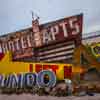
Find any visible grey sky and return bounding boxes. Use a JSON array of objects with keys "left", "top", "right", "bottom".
[{"left": 0, "top": 0, "right": 100, "bottom": 35}]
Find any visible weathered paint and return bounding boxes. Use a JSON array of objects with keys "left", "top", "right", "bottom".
[{"left": 0, "top": 52, "right": 82, "bottom": 80}]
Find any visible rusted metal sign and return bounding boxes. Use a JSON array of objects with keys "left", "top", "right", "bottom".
[
  {"left": 40, "top": 14, "right": 83, "bottom": 45},
  {"left": 0, "top": 29, "right": 34, "bottom": 59},
  {"left": 0, "top": 14, "right": 83, "bottom": 59}
]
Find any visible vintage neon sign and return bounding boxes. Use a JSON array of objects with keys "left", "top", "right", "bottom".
[{"left": 0, "top": 14, "right": 83, "bottom": 59}]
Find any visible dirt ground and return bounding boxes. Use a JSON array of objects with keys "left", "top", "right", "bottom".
[{"left": 0, "top": 94, "right": 100, "bottom": 100}]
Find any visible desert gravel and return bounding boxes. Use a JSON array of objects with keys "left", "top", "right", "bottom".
[{"left": 0, "top": 94, "right": 100, "bottom": 100}]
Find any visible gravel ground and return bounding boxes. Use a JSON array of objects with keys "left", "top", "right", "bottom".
[{"left": 0, "top": 94, "right": 100, "bottom": 100}]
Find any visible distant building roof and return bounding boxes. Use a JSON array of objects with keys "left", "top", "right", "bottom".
[{"left": 82, "top": 31, "right": 100, "bottom": 40}]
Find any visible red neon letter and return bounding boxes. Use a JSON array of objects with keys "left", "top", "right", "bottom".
[
  {"left": 64, "top": 66, "right": 72, "bottom": 79},
  {"left": 50, "top": 65, "right": 58, "bottom": 74},
  {"left": 35, "top": 64, "right": 42, "bottom": 73},
  {"left": 29, "top": 64, "right": 33, "bottom": 72}
]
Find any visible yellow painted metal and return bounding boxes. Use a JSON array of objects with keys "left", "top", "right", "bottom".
[{"left": 0, "top": 51, "right": 82, "bottom": 80}]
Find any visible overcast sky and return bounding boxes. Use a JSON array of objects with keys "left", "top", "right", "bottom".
[{"left": 0, "top": 0, "right": 100, "bottom": 35}]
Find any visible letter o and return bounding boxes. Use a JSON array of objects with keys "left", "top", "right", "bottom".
[{"left": 37, "top": 70, "right": 56, "bottom": 88}]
